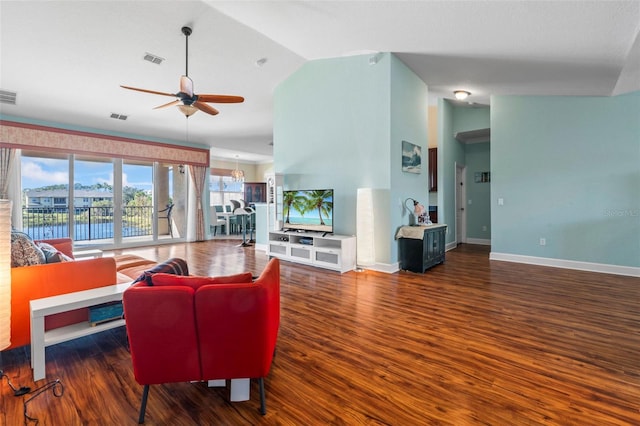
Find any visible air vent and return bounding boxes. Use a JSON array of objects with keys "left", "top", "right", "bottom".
[
  {"left": 143, "top": 52, "right": 164, "bottom": 65},
  {"left": 0, "top": 90, "right": 17, "bottom": 105},
  {"left": 110, "top": 113, "right": 128, "bottom": 121}
]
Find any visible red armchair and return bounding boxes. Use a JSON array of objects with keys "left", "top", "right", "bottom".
[{"left": 122, "top": 258, "right": 280, "bottom": 423}]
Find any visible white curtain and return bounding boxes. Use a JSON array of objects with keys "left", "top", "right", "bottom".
[{"left": 188, "top": 165, "right": 207, "bottom": 241}]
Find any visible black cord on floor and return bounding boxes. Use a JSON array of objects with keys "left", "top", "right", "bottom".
[
  {"left": 1, "top": 369, "right": 64, "bottom": 425},
  {"left": 23, "top": 379, "right": 64, "bottom": 425},
  {"left": 0, "top": 369, "right": 31, "bottom": 396}
]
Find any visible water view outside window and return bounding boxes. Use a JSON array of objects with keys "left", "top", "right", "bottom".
[
  {"left": 122, "top": 161, "right": 153, "bottom": 240},
  {"left": 20, "top": 152, "right": 181, "bottom": 244},
  {"left": 22, "top": 152, "right": 70, "bottom": 239},
  {"left": 74, "top": 156, "right": 114, "bottom": 241}
]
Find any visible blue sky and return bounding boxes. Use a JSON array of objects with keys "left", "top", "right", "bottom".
[{"left": 21, "top": 156, "right": 153, "bottom": 191}]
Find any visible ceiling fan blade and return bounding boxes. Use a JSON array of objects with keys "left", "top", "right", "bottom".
[
  {"left": 153, "top": 100, "right": 181, "bottom": 110},
  {"left": 196, "top": 94, "right": 245, "bottom": 104},
  {"left": 120, "top": 85, "right": 176, "bottom": 97},
  {"left": 193, "top": 101, "right": 219, "bottom": 116},
  {"left": 180, "top": 76, "right": 194, "bottom": 98}
]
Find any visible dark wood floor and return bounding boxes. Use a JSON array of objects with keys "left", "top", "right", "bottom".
[{"left": 1, "top": 241, "right": 639, "bottom": 425}]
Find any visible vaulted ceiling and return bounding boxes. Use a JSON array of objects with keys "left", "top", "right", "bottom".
[{"left": 2, "top": 1, "right": 638, "bottom": 163}]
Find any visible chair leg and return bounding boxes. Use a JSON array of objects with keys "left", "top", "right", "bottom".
[
  {"left": 259, "top": 377, "right": 266, "bottom": 415},
  {"left": 138, "top": 385, "right": 150, "bottom": 424}
]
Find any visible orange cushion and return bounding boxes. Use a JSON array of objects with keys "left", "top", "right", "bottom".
[{"left": 150, "top": 272, "right": 253, "bottom": 290}]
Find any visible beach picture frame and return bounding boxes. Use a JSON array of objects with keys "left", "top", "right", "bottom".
[{"left": 401, "top": 140, "right": 421, "bottom": 174}]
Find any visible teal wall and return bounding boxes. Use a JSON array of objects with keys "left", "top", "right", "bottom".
[
  {"left": 452, "top": 106, "right": 490, "bottom": 135},
  {"left": 274, "top": 53, "right": 428, "bottom": 266},
  {"left": 389, "top": 53, "right": 429, "bottom": 259},
  {"left": 438, "top": 100, "right": 466, "bottom": 245},
  {"left": 437, "top": 103, "right": 492, "bottom": 245},
  {"left": 491, "top": 92, "right": 640, "bottom": 267},
  {"left": 455, "top": 106, "right": 491, "bottom": 242},
  {"left": 465, "top": 142, "right": 491, "bottom": 240}
]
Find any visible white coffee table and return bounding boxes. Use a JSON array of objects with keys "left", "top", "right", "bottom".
[{"left": 29, "top": 283, "right": 130, "bottom": 381}]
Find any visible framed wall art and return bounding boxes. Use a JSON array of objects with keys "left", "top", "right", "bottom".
[{"left": 401, "top": 140, "right": 421, "bottom": 174}]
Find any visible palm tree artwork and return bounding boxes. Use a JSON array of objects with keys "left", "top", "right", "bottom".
[
  {"left": 283, "top": 190, "right": 308, "bottom": 224},
  {"left": 305, "top": 190, "right": 333, "bottom": 226},
  {"left": 282, "top": 189, "right": 333, "bottom": 232}
]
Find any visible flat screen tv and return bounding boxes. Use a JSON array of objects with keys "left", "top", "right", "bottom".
[{"left": 282, "top": 189, "right": 333, "bottom": 234}]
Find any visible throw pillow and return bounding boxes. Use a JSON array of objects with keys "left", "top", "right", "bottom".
[
  {"left": 36, "top": 242, "right": 73, "bottom": 263},
  {"left": 11, "top": 231, "right": 46, "bottom": 267},
  {"left": 150, "top": 272, "right": 253, "bottom": 291},
  {"left": 132, "top": 257, "right": 189, "bottom": 285}
]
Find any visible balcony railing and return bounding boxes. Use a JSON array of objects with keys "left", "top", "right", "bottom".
[{"left": 22, "top": 206, "right": 158, "bottom": 241}]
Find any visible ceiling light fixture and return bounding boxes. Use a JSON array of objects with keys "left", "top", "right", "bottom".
[
  {"left": 454, "top": 90, "right": 471, "bottom": 100},
  {"left": 231, "top": 155, "right": 245, "bottom": 183},
  {"left": 178, "top": 104, "right": 198, "bottom": 117}
]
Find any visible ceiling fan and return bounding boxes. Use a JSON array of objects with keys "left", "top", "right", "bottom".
[{"left": 121, "top": 26, "right": 244, "bottom": 117}]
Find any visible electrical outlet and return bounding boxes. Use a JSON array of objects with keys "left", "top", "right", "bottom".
[
  {"left": 539, "top": 238, "right": 546, "bottom": 246},
  {"left": 498, "top": 198, "right": 504, "bottom": 205},
  {"left": 482, "top": 225, "right": 487, "bottom": 231}
]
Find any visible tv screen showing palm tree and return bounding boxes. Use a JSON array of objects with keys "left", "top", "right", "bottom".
[{"left": 282, "top": 189, "right": 333, "bottom": 233}]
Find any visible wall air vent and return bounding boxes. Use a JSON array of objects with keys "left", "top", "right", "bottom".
[
  {"left": 143, "top": 52, "right": 164, "bottom": 65},
  {"left": 110, "top": 113, "right": 128, "bottom": 121},
  {"left": 0, "top": 90, "right": 17, "bottom": 105}
]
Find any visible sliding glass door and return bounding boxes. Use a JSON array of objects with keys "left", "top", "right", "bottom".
[
  {"left": 20, "top": 150, "right": 186, "bottom": 248},
  {"left": 73, "top": 155, "right": 114, "bottom": 244}
]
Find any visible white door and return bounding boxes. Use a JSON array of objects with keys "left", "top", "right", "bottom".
[{"left": 455, "top": 163, "right": 466, "bottom": 245}]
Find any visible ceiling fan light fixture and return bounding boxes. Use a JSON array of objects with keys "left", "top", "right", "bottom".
[
  {"left": 121, "top": 26, "right": 243, "bottom": 118},
  {"left": 178, "top": 104, "right": 198, "bottom": 117},
  {"left": 454, "top": 90, "right": 471, "bottom": 100}
]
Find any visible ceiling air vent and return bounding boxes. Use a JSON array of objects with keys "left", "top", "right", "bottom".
[
  {"left": 143, "top": 52, "right": 164, "bottom": 65},
  {"left": 110, "top": 113, "right": 128, "bottom": 121},
  {"left": 0, "top": 90, "right": 17, "bottom": 105}
]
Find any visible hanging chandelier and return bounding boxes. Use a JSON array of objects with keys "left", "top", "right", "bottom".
[{"left": 231, "top": 156, "right": 244, "bottom": 182}]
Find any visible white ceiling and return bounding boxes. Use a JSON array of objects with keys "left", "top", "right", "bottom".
[{"left": 2, "top": 1, "right": 639, "bottom": 164}]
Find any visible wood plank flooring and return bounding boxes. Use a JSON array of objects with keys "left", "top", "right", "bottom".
[{"left": 1, "top": 241, "right": 638, "bottom": 425}]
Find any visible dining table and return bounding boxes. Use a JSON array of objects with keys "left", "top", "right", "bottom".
[{"left": 216, "top": 211, "right": 236, "bottom": 236}]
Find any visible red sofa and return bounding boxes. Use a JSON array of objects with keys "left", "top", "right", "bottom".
[{"left": 122, "top": 258, "right": 281, "bottom": 423}]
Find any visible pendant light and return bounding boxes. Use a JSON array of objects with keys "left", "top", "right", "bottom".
[{"left": 231, "top": 155, "right": 244, "bottom": 183}]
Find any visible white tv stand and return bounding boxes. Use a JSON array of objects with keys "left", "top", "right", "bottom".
[{"left": 267, "top": 230, "right": 356, "bottom": 273}]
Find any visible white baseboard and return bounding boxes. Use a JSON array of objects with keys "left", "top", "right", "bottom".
[
  {"left": 445, "top": 241, "right": 457, "bottom": 252},
  {"left": 254, "top": 243, "right": 267, "bottom": 252},
  {"left": 490, "top": 252, "right": 640, "bottom": 277},
  {"left": 465, "top": 238, "right": 491, "bottom": 246}
]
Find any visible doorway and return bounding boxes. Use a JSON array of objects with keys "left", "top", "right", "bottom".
[{"left": 455, "top": 163, "right": 466, "bottom": 245}]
